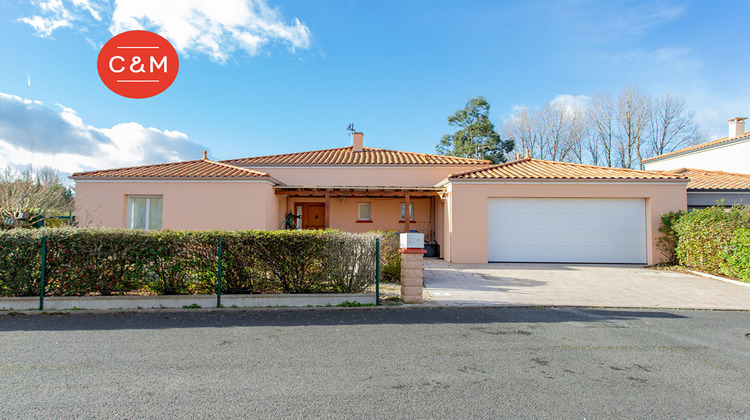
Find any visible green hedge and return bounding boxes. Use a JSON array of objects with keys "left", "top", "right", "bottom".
[
  {"left": 656, "top": 210, "right": 686, "bottom": 265},
  {"left": 0, "top": 228, "right": 380, "bottom": 297},
  {"left": 671, "top": 205, "right": 750, "bottom": 279},
  {"left": 720, "top": 228, "right": 750, "bottom": 282},
  {"left": 378, "top": 232, "right": 401, "bottom": 282}
]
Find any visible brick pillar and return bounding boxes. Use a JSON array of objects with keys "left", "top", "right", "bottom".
[{"left": 399, "top": 249, "right": 424, "bottom": 304}]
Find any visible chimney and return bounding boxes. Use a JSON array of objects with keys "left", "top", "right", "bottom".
[
  {"left": 352, "top": 132, "right": 364, "bottom": 152},
  {"left": 728, "top": 117, "right": 747, "bottom": 138}
]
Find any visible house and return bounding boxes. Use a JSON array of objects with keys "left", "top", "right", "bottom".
[
  {"left": 642, "top": 117, "right": 750, "bottom": 174},
  {"left": 642, "top": 117, "right": 750, "bottom": 208},
  {"left": 72, "top": 132, "right": 688, "bottom": 265},
  {"left": 663, "top": 168, "right": 750, "bottom": 209}
]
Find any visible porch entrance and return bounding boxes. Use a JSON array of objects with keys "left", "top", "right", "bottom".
[
  {"left": 297, "top": 203, "right": 326, "bottom": 230},
  {"left": 282, "top": 188, "right": 441, "bottom": 235}
]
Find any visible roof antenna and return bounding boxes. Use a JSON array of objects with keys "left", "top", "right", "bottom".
[{"left": 347, "top": 123, "right": 356, "bottom": 135}]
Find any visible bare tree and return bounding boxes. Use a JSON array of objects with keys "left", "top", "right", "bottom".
[
  {"left": 647, "top": 94, "right": 702, "bottom": 158},
  {"left": 0, "top": 166, "right": 73, "bottom": 229},
  {"left": 505, "top": 85, "right": 703, "bottom": 168},
  {"left": 615, "top": 84, "right": 650, "bottom": 169},
  {"left": 504, "top": 101, "right": 586, "bottom": 163},
  {"left": 504, "top": 107, "right": 543, "bottom": 160},
  {"left": 586, "top": 93, "right": 616, "bottom": 166},
  {"left": 545, "top": 100, "right": 587, "bottom": 163}
]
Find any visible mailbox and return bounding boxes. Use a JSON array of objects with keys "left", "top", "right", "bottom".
[{"left": 399, "top": 232, "right": 424, "bottom": 249}]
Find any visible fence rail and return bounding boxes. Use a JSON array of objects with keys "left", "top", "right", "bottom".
[{"left": 0, "top": 228, "right": 382, "bottom": 309}]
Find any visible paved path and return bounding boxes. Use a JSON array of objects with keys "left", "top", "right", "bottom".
[{"left": 423, "top": 259, "right": 750, "bottom": 310}]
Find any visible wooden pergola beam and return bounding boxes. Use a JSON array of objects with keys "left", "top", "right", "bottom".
[
  {"left": 275, "top": 189, "right": 439, "bottom": 198},
  {"left": 404, "top": 191, "right": 410, "bottom": 232},
  {"left": 324, "top": 191, "right": 330, "bottom": 228}
]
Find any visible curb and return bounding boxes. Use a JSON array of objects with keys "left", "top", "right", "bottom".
[
  {"left": 688, "top": 270, "right": 750, "bottom": 288},
  {"left": 2, "top": 303, "right": 748, "bottom": 316},
  {"left": 0, "top": 293, "right": 375, "bottom": 312}
]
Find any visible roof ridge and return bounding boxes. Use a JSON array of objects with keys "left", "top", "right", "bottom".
[
  {"left": 221, "top": 145, "right": 493, "bottom": 165},
  {"left": 71, "top": 158, "right": 205, "bottom": 177},
  {"left": 677, "top": 167, "right": 750, "bottom": 177},
  {"left": 448, "top": 157, "right": 532, "bottom": 178},
  {"left": 448, "top": 157, "right": 686, "bottom": 180},
  {"left": 203, "top": 158, "right": 269, "bottom": 177},
  {"left": 674, "top": 167, "right": 750, "bottom": 190},
  {"left": 227, "top": 146, "right": 354, "bottom": 162},
  {"left": 642, "top": 130, "right": 750, "bottom": 163},
  {"left": 71, "top": 157, "right": 272, "bottom": 180}
]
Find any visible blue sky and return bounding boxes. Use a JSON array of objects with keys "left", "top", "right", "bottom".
[{"left": 0, "top": 0, "right": 748, "bottom": 177}]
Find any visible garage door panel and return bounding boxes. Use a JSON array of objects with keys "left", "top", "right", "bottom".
[{"left": 488, "top": 198, "right": 647, "bottom": 263}]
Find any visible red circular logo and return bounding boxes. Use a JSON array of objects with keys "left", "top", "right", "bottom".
[{"left": 97, "top": 30, "right": 179, "bottom": 99}]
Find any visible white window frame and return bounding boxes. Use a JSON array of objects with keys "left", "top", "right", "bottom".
[
  {"left": 296, "top": 205, "right": 303, "bottom": 229},
  {"left": 358, "top": 202, "right": 372, "bottom": 221},
  {"left": 400, "top": 202, "right": 415, "bottom": 221},
  {"left": 127, "top": 195, "right": 163, "bottom": 231}
]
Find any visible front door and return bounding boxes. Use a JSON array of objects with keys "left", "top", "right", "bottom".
[{"left": 303, "top": 204, "right": 326, "bottom": 229}]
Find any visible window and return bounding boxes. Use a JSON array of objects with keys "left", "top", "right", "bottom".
[
  {"left": 358, "top": 203, "right": 372, "bottom": 221},
  {"left": 128, "top": 196, "right": 162, "bottom": 231},
  {"left": 400, "top": 203, "right": 415, "bottom": 221}
]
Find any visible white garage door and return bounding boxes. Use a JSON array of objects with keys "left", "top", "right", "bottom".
[{"left": 487, "top": 198, "right": 647, "bottom": 263}]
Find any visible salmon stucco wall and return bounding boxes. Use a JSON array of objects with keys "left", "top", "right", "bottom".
[
  {"left": 279, "top": 196, "right": 437, "bottom": 237},
  {"left": 74, "top": 180, "right": 278, "bottom": 231},
  {"left": 444, "top": 181, "right": 687, "bottom": 264}
]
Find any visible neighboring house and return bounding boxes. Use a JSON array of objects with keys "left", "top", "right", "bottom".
[
  {"left": 642, "top": 117, "right": 750, "bottom": 208},
  {"left": 664, "top": 168, "right": 750, "bottom": 209},
  {"left": 72, "top": 133, "right": 688, "bottom": 265},
  {"left": 642, "top": 117, "right": 750, "bottom": 174}
]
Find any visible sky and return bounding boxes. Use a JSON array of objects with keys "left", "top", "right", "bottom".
[{"left": 1, "top": 0, "right": 749, "bottom": 180}]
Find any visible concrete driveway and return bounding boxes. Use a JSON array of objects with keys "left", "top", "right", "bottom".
[{"left": 422, "top": 259, "right": 750, "bottom": 310}]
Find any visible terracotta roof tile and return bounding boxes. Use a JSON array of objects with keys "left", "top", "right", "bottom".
[
  {"left": 222, "top": 146, "right": 491, "bottom": 166},
  {"left": 666, "top": 168, "right": 750, "bottom": 190},
  {"left": 642, "top": 131, "right": 750, "bottom": 163},
  {"left": 71, "top": 158, "right": 270, "bottom": 179},
  {"left": 449, "top": 158, "right": 687, "bottom": 180}
]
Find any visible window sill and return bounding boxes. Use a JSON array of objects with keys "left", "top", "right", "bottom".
[
  {"left": 356, "top": 220, "right": 373, "bottom": 223},
  {"left": 398, "top": 220, "right": 415, "bottom": 223}
]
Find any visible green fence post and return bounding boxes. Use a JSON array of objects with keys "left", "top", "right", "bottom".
[
  {"left": 39, "top": 235, "right": 47, "bottom": 310},
  {"left": 375, "top": 238, "right": 380, "bottom": 306},
  {"left": 217, "top": 236, "right": 223, "bottom": 308}
]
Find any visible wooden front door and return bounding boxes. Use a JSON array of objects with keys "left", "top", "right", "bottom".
[{"left": 303, "top": 204, "right": 326, "bottom": 229}]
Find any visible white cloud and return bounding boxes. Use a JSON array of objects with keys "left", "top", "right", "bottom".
[
  {"left": 20, "top": 0, "right": 99, "bottom": 37},
  {"left": 550, "top": 94, "right": 590, "bottom": 112},
  {"left": 0, "top": 91, "right": 208, "bottom": 179},
  {"left": 21, "top": 0, "right": 311, "bottom": 62},
  {"left": 19, "top": 15, "right": 71, "bottom": 38}
]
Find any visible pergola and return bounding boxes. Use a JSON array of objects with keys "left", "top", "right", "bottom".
[{"left": 275, "top": 186, "right": 441, "bottom": 232}]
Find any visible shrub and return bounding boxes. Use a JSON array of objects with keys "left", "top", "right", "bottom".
[
  {"left": 47, "top": 228, "right": 152, "bottom": 296},
  {"left": 140, "top": 231, "right": 216, "bottom": 295},
  {"left": 0, "top": 229, "right": 43, "bottom": 296},
  {"left": 720, "top": 228, "right": 750, "bottom": 282},
  {"left": 379, "top": 232, "right": 401, "bottom": 283},
  {"left": 220, "top": 232, "right": 267, "bottom": 294},
  {"left": 656, "top": 210, "right": 686, "bottom": 265},
  {"left": 326, "top": 232, "right": 379, "bottom": 292},
  {"left": 0, "top": 228, "right": 379, "bottom": 297},
  {"left": 674, "top": 205, "right": 750, "bottom": 274}
]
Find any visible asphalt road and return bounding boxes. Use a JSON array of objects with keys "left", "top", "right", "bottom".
[{"left": 1, "top": 307, "right": 749, "bottom": 419}]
